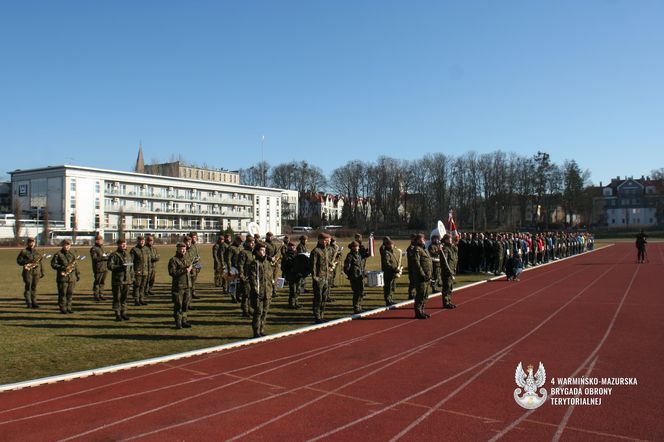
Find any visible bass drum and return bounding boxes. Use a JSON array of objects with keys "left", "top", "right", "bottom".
[{"left": 294, "top": 253, "right": 312, "bottom": 278}]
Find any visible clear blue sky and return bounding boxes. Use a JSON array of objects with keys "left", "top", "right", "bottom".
[{"left": 1, "top": 0, "right": 662, "bottom": 185}]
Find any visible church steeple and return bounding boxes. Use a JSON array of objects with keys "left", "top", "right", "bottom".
[{"left": 135, "top": 142, "right": 145, "bottom": 173}]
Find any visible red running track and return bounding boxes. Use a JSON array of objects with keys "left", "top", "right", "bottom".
[{"left": 0, "top": 243, "right": 662, "bottom": 441}]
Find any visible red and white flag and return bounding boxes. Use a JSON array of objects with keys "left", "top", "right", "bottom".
[
  {"left": 368, "top": 232, "right": 375, "bottom": 257},
  {"left": 448, "top": 210, "right": 459, "bottom": 238}
]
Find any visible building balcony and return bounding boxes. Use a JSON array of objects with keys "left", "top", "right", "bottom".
[
  {"left": 104, "top": 189, "right": 253, "bottom": 206},
  {"left": 104, "top": 205, "right": 253, "bottom": 218}
]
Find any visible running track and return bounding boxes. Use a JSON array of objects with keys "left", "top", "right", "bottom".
[{"left": 1, "top": 243, "right": 662, "bottom": 441}]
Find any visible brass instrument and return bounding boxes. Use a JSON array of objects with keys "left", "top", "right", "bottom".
[
  {"left": 61, "top": 255, "right": 86, "bottom": 277},
  {"left": 24, "top": 254, "right": 52, "bottom": 271},
  {"left": 329, "top": 246, "right": 343, "bottom": 271}
]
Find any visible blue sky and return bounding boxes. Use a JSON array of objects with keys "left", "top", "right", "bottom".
[{"left": 1, "top": 0, "right": 662, "bottom": 185}]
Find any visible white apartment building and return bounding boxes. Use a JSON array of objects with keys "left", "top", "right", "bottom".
[{"left": 9, "top": 165, "right": 297, "bottom": 243}]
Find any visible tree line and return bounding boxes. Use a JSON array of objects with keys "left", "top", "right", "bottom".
[{"left": 240, "top": 152, "right": 597, "bottom": 231}]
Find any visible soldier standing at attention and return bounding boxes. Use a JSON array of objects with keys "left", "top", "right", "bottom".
[
  {"left": 380, "top": 237, "right": 399, "bottom": 306},
  {"left": 311, "top": 233, "right": 331, "bottom": 324},
  {"left": 440, "top": 234, "right": 457, "bottom": 309},
  {"left": 16, "top": 237, "right": 44, "bottom": 309},
  {"left": 107, "top": 238, "right": 132, "bottom": 321},
  {"left": 90, "top": 235, "right": 108, "bottom": 301},
  {"left": 213, "top": 235, "right": 225, "bottom": 288},
  {"left": 412, "top": 233, "right": 433, "bottom": 319},
  {"left": 264, "top": 232, "right": 279, "bottom": 298},
  {"left": 344, "top": 241, "right": 365, "bottom": 314},
  {"left": 186, "top": 232, "right": 202, "bottom": 299},
  {"left": 248, "top": 242, "right": 273, "bottom": 338},
  {"left": 406, "top": 234, "right": 417, "bottom": 300},
  {"left": 168, "top": 242, "right": 193, "bottom": 329},
  {"left": 130, "top": 235, "right": 149, "bottom": 306},
  {"left": 51, "top": 239, "right": 80, "bottom": 314},
  {"left": 145, "top": 234, "right": 160, "bottom": 297},
  {"left": 237, "top": 235, "right": 256, "bottom": 318},
  {"left": 220, "top": 234, "right": 231, "bottom": 294},
  {"left": 226, "top": 235, "right": 243, "bottom": 303},
  {"left": 428, "top": 234, "right": 443, "bottom": 292},
  {"left": 296, "top": 235, "right": 309, "bottom": 294}
]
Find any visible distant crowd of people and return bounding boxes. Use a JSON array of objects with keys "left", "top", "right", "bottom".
[{"left": 15, "top": 229, "right": 597, "bottom": 338}]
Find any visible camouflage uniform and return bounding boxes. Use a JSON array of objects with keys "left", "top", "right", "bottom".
[
  {"left": 411, "top": 240, "right": 432, "bottom": 318},
  {"left": 16, "top": 245, "right": 44, "bottom": 308},
  {"left": 343, "top": 248, "right": 365, "bottom": 313},
  {"left": 168, "top": 247, "right": 193, "bottom": 328},
  {"left": 310, "top": 239, "right": 331, "bottom": 323},
  {"left": 186, "top": 240, "right": 201, "bottom": 298},
  {"left": 380, "top": 244, "right": 399, "bottom": 306},
  {"left": 213, "top": 237, "right": 225, "bottom": 288},
  {"left": 51, "top": 248, "right": 80, "bottom": 313},
  {"left": 107, "top": 246, "right": 133, "bottom": 320},
  {"left": 145, "top": 241, "right": 160, "bottom": 297},
  {"left": 248, "top": 253, "right": 274, "bottom": 337},
  {"left": 130, "top": 243, "right": 150, "bottom": 305},
  {"left": 237, "top": 242, "right": 256, "bottom": 317},
  {"left": 90, "top": 243, "right": 108, "bottom": 301}
]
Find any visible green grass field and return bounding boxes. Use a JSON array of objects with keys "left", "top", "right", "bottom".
[{"left": 0, "top": 239, "right": 506, "bottom": 385}]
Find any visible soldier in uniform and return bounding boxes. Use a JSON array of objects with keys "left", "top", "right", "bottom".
[
  {"left": 225, "top": 235, "right": 243, "bottom": 303},
  {"left": 220, "top": 233, "right": 232, "bottom": 294},
  {"left": 168, "top": 242, "right": 193, "bottom": 329},
  {"left": 51, "top": 239, "right": 80, "bottom": 314},
  {"left": 411, "top": 233, "right": 433, "bottom": 319},
  {"left": 440, "top": 234, "right": 457, "bottom": 309},
  {"left": 107, "top": 238, "right": 132, "bottom": 321},
  {"left": 130, "top": 235, "right": 150, "bottom": 306},
  {"left": 328, "top": 236, "right": 343, "bottom": 289},
  {"left": 296, "top": 235, "right": 309, "bottom": 294},
  {"left": 186, "top": 232, "right": 202, "bottom": 299},
  {"left": 89, "top": 235, "right": 108, "bottom": 301},
  {"left": 248, "top": 242, "right": 274, "bottom": 337},
  {"left": 406, "top": 234, "right": 417, "bottom": 300},
  {"left": 16, "top": 237, "right": 45, "bottom": 309},
  {"left": 237, "top": 235, "right": 256, "bottom": 317},
  {"left": 428, "top": 234, "right": 443, "bottom": 292},
  {"left": 344, "top": 241, "right": 365, "bottom": 314},
  {"left": 380, "top": 237, "right": 399, "bottom": 306},
  {"left": 264, "top": 232, "right": 280, "bottom": 298},
  {"left": 281, "top": 241, "right": 301, "bottom": 309},
  {"left": 213, "top": 235, "right": 225, "bottom": 288},
  {"left": 145, "top": 234, "right": 160, "bottom": 297},
  {"left": 311, "top": 232, "right": 331, "bottom": 323}
]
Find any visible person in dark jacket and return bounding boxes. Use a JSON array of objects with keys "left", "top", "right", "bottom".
[{"left": 344, "top": 241, "right": 365, "bottom": 314}]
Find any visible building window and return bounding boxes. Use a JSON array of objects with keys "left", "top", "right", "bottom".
[{"left": 70, "top": 178, "right": 76, "bottom": 192}]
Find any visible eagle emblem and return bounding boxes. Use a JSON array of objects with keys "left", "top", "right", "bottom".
[{"left": 514, "top": 362, "right": 547, "bottom": 409}]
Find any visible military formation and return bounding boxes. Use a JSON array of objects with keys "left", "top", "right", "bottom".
[{"left": 15, "top": 229, "right": 595, "bottom": 336}]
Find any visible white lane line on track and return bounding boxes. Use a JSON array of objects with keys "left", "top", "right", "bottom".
[
  {"left": 551, "top": 356, "right": 599, "bottom": 442},
  {"left": 307, "top": 256, "right": 623, "bottom": 442},
  {"left": 551, "top": 263, "right": 642, "bottom": 442},
  {"left": 1, "top": 247, "right": 589, "bottom": 418},
  {"left": 488, "top": 251, "right": 639, "bottom": 442},
  {"left": 120, "top": 264, "right": 590, "bottom": 441},
  {"left": 1, "top": 334, "right": 369, "bottom": 428}
]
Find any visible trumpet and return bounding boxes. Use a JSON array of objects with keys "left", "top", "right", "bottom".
[{"left": 24, "top": 254, "right": 52, "bottom": 271}]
